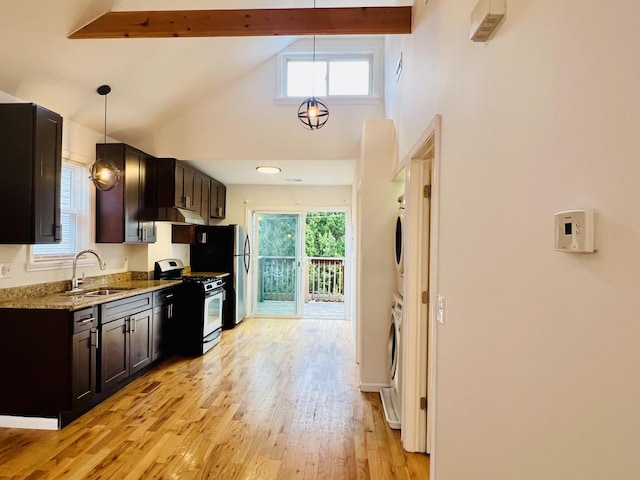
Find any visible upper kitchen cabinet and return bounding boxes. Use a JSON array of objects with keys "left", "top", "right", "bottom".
[
  {"left": 194, "top": 171, "right": 210, "bottom": 223},
  {"left": 155, "top": 158, "right": 196, "bottom": 212},
  {"left": 153, "top": 158, "right": 210, "bottom": 224},
  {"left": 95, "top": 143, "right": 156, "bottom": 243},
  {"left": 210, "top": 179, "right": 226, "bottom": 220},
  {"left": 0, "top": 103, "right": 62, "bottom": 244}
]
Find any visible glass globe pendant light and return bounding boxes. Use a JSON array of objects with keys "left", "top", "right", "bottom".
[{"left": 90, "top": 85, "right": 121, "bottom": 191}]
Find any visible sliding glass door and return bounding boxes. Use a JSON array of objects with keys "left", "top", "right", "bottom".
[
  {"left": 251, "top": 210, "right": 347, "bottom": 319},
  {"left": 253, "top": 213, "right": 303, "bottom": 316}
]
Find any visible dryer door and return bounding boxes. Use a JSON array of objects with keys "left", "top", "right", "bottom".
[{"left": 395, "top": 212, "right": 404, "bottom": 276}]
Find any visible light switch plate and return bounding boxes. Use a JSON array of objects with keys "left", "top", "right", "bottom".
[{"left": 436, "top": 295, "right": 444, "bottom": 324}]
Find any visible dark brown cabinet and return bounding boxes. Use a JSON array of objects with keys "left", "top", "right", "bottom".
[
  {"left": 153, "top": 158, "right": 225, "bottom": 224},
  {"left": 0, "top": 305, "right": 97, "bottom": 425},
  {"left": 0, "top": 288, "right": 175, "bottom": 427},
  {"left": 152, "top": 287, "right": 178, "bottom": 361},
  {"left": 155, "top": 158, "right": 197, "bottom": 211},
  {"left": 71, "top": 308, "right": 99, "bottom": 413},
  {"left": 181, "top": 163, "right": 196, "bottom": 211},
  {"left": 0, "top": 103, "right": 62, "bottom": 244},
  {"left": 95, "top": 143, "right": 156, "bottom": 243},
  {"left": 100, "top": 293, "right": 153, "bottom": 392},
  {"left": 195, "top": 171, "right": 210, "bottom": 223},
  {"left": 210, "top": 179, "right": 226, "bottom": 219}
]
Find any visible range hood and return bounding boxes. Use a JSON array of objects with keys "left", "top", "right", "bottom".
[{"left": 155, "top": 207, "right": 206, "bottom": 225}]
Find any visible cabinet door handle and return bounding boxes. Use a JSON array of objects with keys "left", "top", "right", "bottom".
[
  {"left": 91, "top": 328, "right": 99, "bottom": 349},
  {"left": 166, "top": 293, "right": 174, "bottom": 299},
  {"left": 130, "top": 315, "right": 136, "bottom": 333},
  {"left": 78, "top": 316, "right": 96, "bottom": 325}
]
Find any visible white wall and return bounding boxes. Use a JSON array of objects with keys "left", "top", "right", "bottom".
[
  {"left": 224, "top": 184, "right": 352, "bottom": 226},
  {"left": 356, "top": 119, "right": 404, "bottom": 390},
  {"left": 386, "top": 1, "right": 640, "bottom": 479},
  {"left": 143, "top": 48, "right": 384, "bottom": 163}
]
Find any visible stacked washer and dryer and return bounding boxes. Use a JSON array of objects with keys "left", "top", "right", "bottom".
[{"left": 381, "top": 195, "right": 405, "bottom": 430}]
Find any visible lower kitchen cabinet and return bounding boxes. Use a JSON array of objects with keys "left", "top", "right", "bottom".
[
  {"left": 71, "top": 307, "right": 99, "bottom": 413},
  {"left": 0, "top": 286, "right": 177, "bottom": 428},
  {"left": 152, "top": 287, "right": 179, "bottom": 361},
  {"left": 100, "top": 293, "right": 153, "bottom": 392},
  {"left": 0, "top": 305, "right": 98, "bottom": 425}
]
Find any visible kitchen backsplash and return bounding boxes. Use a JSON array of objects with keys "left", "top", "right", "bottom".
[{"left": 0, "top": 271, "right": 152, "bottom": 303}]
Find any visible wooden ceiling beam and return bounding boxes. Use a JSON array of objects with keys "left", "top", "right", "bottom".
[{"left": 68, "top": 7, "right": 412, "bottom": 39}]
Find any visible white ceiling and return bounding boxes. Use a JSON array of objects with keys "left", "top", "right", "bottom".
[{"left": 0, "top": 0, "right": 403, "bottom": 185}]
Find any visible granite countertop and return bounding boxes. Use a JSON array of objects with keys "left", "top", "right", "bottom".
[
  {"left": 0, "top": 279, "right": 183, "bottom": 311},
  {"left": 188, "top": 271, "right": 230, "bottom": 279}
]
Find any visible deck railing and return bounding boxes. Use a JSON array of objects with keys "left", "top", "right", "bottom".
[
  {"left": 305, "top": 257, "right": 345, "bottom": 302},
  {"left": 258, "top": 256, "right": 345, "bottom": 302}
]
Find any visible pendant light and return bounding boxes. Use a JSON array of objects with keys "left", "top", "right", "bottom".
[
  {"left": 297, "top": 1, "right": 329, "bottom": 130},
  {"left": 90, "top": 85, "right": 121, "bottom": 191}
]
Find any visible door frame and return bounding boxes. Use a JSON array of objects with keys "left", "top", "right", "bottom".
[
  {"left": 246, "top": 206, "right": 351, "bottom": 321},
  {"left": 250, "top": 211, "right": 305, "bottom": 318},
  {"left": 401, "top": 114, "right": 441, "bottom": 456}
]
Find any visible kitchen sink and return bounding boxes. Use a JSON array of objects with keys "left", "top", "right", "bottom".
[
  {"left": 84, "top": 288, "right": 131, "bottom": 297},
  {"left": 63, "top": 287, "right": 134, "bottom": 297}
]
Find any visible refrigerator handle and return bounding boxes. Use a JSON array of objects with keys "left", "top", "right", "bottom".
[{"left": 244, "top": 235, "right": 250, "bottom": 257}]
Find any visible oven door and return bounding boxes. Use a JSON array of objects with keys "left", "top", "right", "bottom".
[{"left": 203, "top": 287, "right": 224, "bottom": 339}]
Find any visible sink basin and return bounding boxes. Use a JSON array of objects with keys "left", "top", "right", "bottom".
[
  {"left": 84, "top": 288, "right": 130, "bottom": 297},
  {"left": 63, "top": 287, "right": 134, "bottom": 297}
]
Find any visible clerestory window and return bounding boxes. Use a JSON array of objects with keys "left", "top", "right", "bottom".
[{"left": 276, "top": 37, "right": 383, "bottom": 103}]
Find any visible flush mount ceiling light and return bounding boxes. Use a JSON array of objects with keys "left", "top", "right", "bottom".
[
  {"left": 90, "top": 85, "right": 121, "bottom": 191},
  {"left": 256, "top": 166, "right": 281, "bottom": 175}
]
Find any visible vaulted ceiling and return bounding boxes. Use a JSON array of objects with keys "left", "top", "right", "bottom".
[{"left": 0, "top": 0, "right": 411, "bottom": 184}]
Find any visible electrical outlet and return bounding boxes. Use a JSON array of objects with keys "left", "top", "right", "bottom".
[{"left": 0, "top": 262, "right": 13, "bottom": 279}]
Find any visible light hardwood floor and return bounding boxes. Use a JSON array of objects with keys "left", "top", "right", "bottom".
[{"left": 0, "top": 318, "right": 429, "bottom": 479}]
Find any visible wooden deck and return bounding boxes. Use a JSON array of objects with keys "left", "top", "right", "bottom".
[
  {"left": 0, "top": 318, "right": 429, "bottom": 479},
  {"left": 256, "top": 300, "right": 346, "bottom": 319}
]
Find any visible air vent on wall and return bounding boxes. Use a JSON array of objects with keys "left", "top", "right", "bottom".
[{"left": 470, "top": 0, "right": 505, "bottom": 42}]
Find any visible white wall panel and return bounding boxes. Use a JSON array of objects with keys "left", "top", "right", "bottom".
[{"left": 386, "top": 0, "right": 640, "bottom": 478}]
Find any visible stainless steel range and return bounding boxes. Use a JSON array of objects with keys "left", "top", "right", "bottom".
[{"left": 154, "top": 259, "right": 225, "bottom": 356}]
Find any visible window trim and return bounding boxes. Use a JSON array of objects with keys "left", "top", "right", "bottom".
[
  {"left": 27, "top": 155, "right": 94, "bottom": 271},
  {"left": 275, "top": 37, "right": 384, "bottom": 105}
]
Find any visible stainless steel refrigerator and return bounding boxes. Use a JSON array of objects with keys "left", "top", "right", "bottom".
[{"left": 190, "top": 224, "right": 250, "bottom": 328}]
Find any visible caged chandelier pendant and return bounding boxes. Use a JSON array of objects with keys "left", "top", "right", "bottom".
[{"left": 297, "top": 1, "right": 329, "bottom": 130}]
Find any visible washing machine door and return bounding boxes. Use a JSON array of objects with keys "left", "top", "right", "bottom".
[{"left": 388, "top": 314, "right": 398, "bottom": 382}]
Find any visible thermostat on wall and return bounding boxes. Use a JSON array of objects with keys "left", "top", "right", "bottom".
[{"left": 554, "top": 209, "right": 598, "bottom": 253}]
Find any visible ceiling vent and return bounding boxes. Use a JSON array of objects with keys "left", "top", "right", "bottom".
[{"left": 470, "top": 0, "right": 505, "bottom": 42}]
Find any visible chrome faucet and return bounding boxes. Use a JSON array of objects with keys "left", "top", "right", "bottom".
[{"left": 70, "top": 249, "right": 107, "bottom": 291}]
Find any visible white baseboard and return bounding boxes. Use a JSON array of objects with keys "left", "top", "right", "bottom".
[
  {"left": 0, "top": 415, "right": 59, "bottom": 430},
  {"left": 359, "top": 382, "right": 390, "bottom": 393}
]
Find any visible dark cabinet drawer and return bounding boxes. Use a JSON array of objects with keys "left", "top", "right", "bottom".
[
  {"left": 101, "top": 293, "right": 152, "bottom": 324},
  {"left": 73, "top": 307, "right": 98, "bottom": 333}
]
